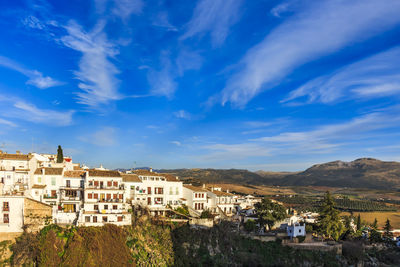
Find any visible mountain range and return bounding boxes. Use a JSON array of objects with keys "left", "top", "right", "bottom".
[{"left": 160, "top": 158, "right": 400, "bottom": 190}]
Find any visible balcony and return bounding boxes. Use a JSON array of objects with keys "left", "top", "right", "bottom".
[
  {"left": 97, "top": 199, "right": 123, "bottom": 203},
  {"left": 85, "top": 185, "right": 125, "bottom": 190},
  {"left": 44, "top": 195, "right": 57, "bottom": 199},
  {"left": 61, "top": 196, "right": 81, "bottom": 201},
  {"left": 60, "top": 186, "right": 83, "bottom": 190}
]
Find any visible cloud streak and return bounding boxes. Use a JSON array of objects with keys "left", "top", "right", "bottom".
[
  {"left": 0, "top": 55, "right": 63, "bottom": 89},
  {"left": 60, "top": 21, "right": 122, "bottom": 107},
  {"left": 283, "top": 46, "right": 400, "bottom": 104},
  {"left": 220, "top": 0, "right": 400, "bottom": 107},
  {"left": 181, "top": 0, "right": 243, "bottom": 47}
]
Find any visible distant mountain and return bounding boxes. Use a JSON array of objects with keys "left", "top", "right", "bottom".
[
  {"left": 259, "top": 158, "right": 400, "bottom": 189},
  {"left": 158, "top": 168, "right": 267, "bottom": 185},
  {"left": 121, "top": 158, "right": 400, "bottom": 190}
]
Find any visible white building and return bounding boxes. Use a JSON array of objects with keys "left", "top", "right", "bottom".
[
  {"left": 182, "top": 185, "right": 208, "bottom": 215},
  {"left": 287, "top": 222, "right": 306, "bottom": 239},
  {"left": 0, "top": 152, "right": 31, "bottom": 195},
  {"left": 206, "top": 187, "right": 236, "bottom": 216},
  {"left": 32, "top": 167, "right": 64, "bottom": 206},
  {"left": 0, "top": 196, "right": 24, "bottom": 232},
  {"left": 124, "top": 170, "right": 184, "bottom": 216},
  {"left": 55, "top": 170, "right": 85, "bottom": 225},
  {"left": 79, "top": 170, "right": 131, "bottom": 226}
]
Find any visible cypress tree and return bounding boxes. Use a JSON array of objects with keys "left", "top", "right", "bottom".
[
  {"left": 318, "top": 191, "right": 345, "bottom": 241},
  {"left": 383, "top": 218, "right": 393, "bottom": 240},
  {"left": 356, "top": 214, "right": 361, "bottom": 231},
  {"left": 57, "top": 145, "right": 63, "bottom": 163}
]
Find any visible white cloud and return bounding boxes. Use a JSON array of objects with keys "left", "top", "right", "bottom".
[
  {"left": 170, "top": 141, "right": 182, "bottom": 146},
  {"left": 60, "top": 21, "right": 122, "bottom": 107},
  {"left": 12, "top": 101, "right": 74, "bottom": 126},
  {"left": 22, "top": 15, "right": 45, "bottom": 30},
  {"left": 152, "top": 12, "right": 178, "bottom": 31},
  {"left": 0, "top": 55, "right": 63, "bottom": 89},
  {"left": 147, "top": 53, "right": 176, "bottom": 98},
  {"left": 181, "top": 0, "right": 243, "bottom": 46},
  {"left": 244, "top": 121, "right": 271, "bottom": 128},
  {"left": 283, "top": 46, "right": 400, "bottom": 104},
  {"left": 220, "top": 0, "right": 400, "bottom": 107},
  {"left": 176, "top": 50, "right": 203, "bottom": 76},
  {"left": 112, "top": 0, "right": 143, "bottom": 20},
  {"left": 79, "top": 127, "right": 117, "bottom": 146},
  {"left": 0, "top": 118, "right": 17, "bottom": 127},
  {"left": 173, "top": 110, "right": 191, "bottom": 120}
]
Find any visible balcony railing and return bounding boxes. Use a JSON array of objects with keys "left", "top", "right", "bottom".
[{"left": 44, "top": 195, "right": 57, "bottom": 199}]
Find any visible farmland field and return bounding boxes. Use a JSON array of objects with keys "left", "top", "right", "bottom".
[{"left": 341, "top": 211, "right": 400, "bottom": 229}]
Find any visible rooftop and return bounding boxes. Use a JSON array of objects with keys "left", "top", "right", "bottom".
[
  {"left": 121, "top": 174, "right": 141, "bottom": 183},
  {"left": 183, "top": 185, "right": 208, "bottom": 192},
  {"left": 64, "top": 170, "right": 85, "bottom": 178},
  {"left": 34, "top": 167, "right": 63, "bottom": 175},
  {"left": 88, "top": 169, "right": 121, "bottom": 177}
]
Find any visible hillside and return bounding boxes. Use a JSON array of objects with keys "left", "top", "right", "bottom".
[
  {"left": 260, "top": 158, "right": 400, "bottom": 189},
  {"left": 159, "top": 168, "right": 268, "bottom": 185},
  {"left": 158, "top": 158, "right": 400, "bottom": 190}
]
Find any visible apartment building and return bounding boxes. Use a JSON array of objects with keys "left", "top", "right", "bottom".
[
  {"left": 79, "top": 170, "right": 131, "bottom": 226},
  {"left": 0, "top": 151, "right": 31, "bottom": 194},
  {"left": 32, "top": 167, "right": 64, "bottom": 205},
  {"left": 182, "top": 185, "right": 208, "bottom": 214},
  {"left": 206, "top": 187, "right": 236, "bottom": 215}
]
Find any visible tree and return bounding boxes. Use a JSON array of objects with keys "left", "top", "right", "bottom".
[
  {"left": 356, "top": 214, "right": 361, "bottom": 231},
  {"left": 383, "top": 218, "right": 393, "bottom": 240},
  {"left": 244, "top": 219, "right": 257, "bottom": 233},
  {"left": 254, "top": 198, "right": 286, "bottom": 231},
  {"left": 317, "top": 191, "right": 345, "bottom": 241},
  {"left": 56, "top": 145, "right": 63, "bottom": 163},
  {"left": 200, "top": 209, "right": 214, "bottom": 219}
]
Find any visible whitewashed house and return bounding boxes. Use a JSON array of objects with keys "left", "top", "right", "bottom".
[
  {"left": 0, "top": 196, "right": 24, "bottom": 232},
  {"left": 182, "top": 185, "right": 208, "bottom": 215},
  {"left": 0, "top": 152, "right": 31, "bottom": 195},
  {"left": 55, "top": 170, "right": 85, "bottom": 224},
  {"left": 125, "top": 170, "right": 184, "bottom": 216},
  {"left": 287, "top": 222, "right": 306, "bottom": 239},
  {"left": 32, "top": 167, "right": 64, "bottom": 206},
  {"left": 79, "top": 170, "right": 131, "bottom": 226},
  {"left": 206, "top": 187, "right": 236, "bottom": 216}
]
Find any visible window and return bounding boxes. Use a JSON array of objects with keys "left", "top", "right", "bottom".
[
  {"left": 106, "top": 194, "right": 111, "bottom": 200},
  {"left": 51, "top": 177, "right": 56, "bottom": 186},
  {"left": 118, "top": 216, "right": 123, "bottom": 222},
  {"left": 93, "top": 216, "right": 97, "bottom": 223},
  {"left": 3, "top": 214, "right": 9, "bottom": 223},
  {"left": 51, "top": 190, "right": 57, "bottom": 197},
  {"left": 65, "top": 190, "right": 77, "bottom": 198},
  {"left": 147, "top": 187, "right": 151, "bottom": 194},
  {"left": 119, "top": 194, "right": 123, "bottom": 200},
  {"left": 94, "top": 205, "right": 99, "bottom": 210},
  {"left": 94, "top": 181, "right": 99, "bottom": 186},
  {"left": 3, "top": 202, "right": 9, "bottom": 212},
  {"left": 102, "top": 216, "right": 108, "bottom": 222},
  {"left": 113, "top": 181, "right": 118, "bottom": 187},
  {"left": 169, "top": 188, "right": 173, "bottom": 195},
  {"left": 113, "top": 194, "right": 117, "bottom": 199},
  {"left": 176, "top": 187, "right": 179, "bottom": 195},
  {"left": 113, "top": 205, "right": 117, "bottom": 210},
  {"left": 89, "top": 181, "right": 93, "bottom": 186},
  {"left": 64, "top": 204, "right": 75, "bottom": 213},
  {"left": 85, "top": 216, "right": 90, "bottom": 222},
  {"left": 107, "top": 181, "right": 112, "bottom": 187},
  {"left": 38, "top": 177, "right": 42, "bottom": 183},
  {"left": 94, "top": 193, "right": 98, "bottom": 199},
  {"left": 88, "top": 193, "right": 93, "bottom": 199},
  {"left": 66, "top": 180, "right": 71, "bottom": 187},
  {"left": 104, "top": 205, "right": 108, "bottom": 210}
]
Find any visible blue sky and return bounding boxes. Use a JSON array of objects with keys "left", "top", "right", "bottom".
[{"left": 1, "top": 0, "right": 400, "bottom": 171}]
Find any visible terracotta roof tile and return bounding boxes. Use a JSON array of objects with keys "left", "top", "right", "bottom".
[
  {"left": 183, "top": 185, "right": 208, "bottom": 192},
  {"left": 121, "top": 174, "right": 142, "bottom": 183},
  {"left": 0, "top": 153, "right": 30, "bottom": 160},
  {"left": 34, "top": 168, "right": 63, "bottom": 175},
  {"left": 88, "top": 169, "right": 121, "bottom": 177},
  {"left": 211, "top": 190, "right": 234, "bottom": 197},
  {"left": 64, "top": 170, "right": 85, "bottom": 178},
  {"left": 32, "top": 184, "right": 46, "bottom": 189}
]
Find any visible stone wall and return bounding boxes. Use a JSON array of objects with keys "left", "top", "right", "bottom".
[{"left": 23, "top": 198, "right": 52, "bottom": 232}]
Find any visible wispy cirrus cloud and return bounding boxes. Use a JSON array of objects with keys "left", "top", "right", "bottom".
[
  {"left": 181, "top": 0, "right": 243, "bottom": 47},
  {"left": 0, "top": 118, "right": 17, "bottom": 127},
  {"left": 173, "top": 110, "right": 191, "bottom": 120},
  {"left": 0, "top": 95, "right": 74, "bottom": 126},
  {"left": 60, "top": 20, "right": 122, "bottom": 107},
  {"left": 220, "top": 0, "right": 400, "bottom": 107},
  {"left": 95, "top": 0, "right": 143, "bottom": 21},
  {"left": 282, "top": 46, "right": 400, "bottom": 104},
  {"left": 0, "top": 55, "right": 63, "bottom": 89},
  {"left": 200, "top": 107, "right": 400, "bottom": 162}
]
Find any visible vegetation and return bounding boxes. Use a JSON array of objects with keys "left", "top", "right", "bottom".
[
  {"left": 317, "top": 191, "right": 345, "bottom": 241},
  {"left": 174, "top": 204, "right": 189, "bottom": 217},
  {"left": 200, "top": 209, "right": 214, "bottom": 219},
  {"left": 383, "top": 218, "right": 394, "bottom": 240},
  {"left": 254, "top": 198, "right": 286, "bottom": 231},
  {"left": 244, "top": 219, "right": 257, "bottom": 233},
  {"left": 56, "top": 145, "right": 63, "bottom": 163}
]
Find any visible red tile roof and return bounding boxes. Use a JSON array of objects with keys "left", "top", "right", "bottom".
[
  {"left": 64, "top": 170, "right": 85, "bottom": 178},
  {"left": 183, "top": 185, "right": 208, "bottom": 192},
  {"left": 88, "top": 169, "right": 121, "bottom": 177},
  {"left": 34, "top": 168, "right": 63, "bottom": 175},
  {"left": 121, "top": 174, "right": 141, "bottom": 183}
]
